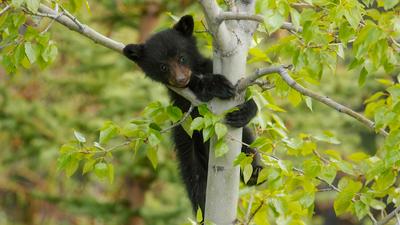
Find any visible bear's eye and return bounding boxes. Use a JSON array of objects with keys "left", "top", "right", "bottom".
[
  {"left": 179, "top": 56, "right": 185, "bottom": 64},
  {"left": 160, "top": 64, "right": 168, "bottom": 72}
]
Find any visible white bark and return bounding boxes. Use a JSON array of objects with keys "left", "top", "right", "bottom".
[{"left": 200, "top": 0, "right": 258, "bottom": 224}]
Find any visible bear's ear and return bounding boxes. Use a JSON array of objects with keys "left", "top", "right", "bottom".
[
  {"left": 173, "top": 15, "right": 194, "bottom": 36},
  {"left": 123, "top": 44, "right": 144, "bottom": 62}
]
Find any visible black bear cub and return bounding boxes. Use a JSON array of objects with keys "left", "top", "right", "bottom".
[{"left": 123, "top": 15, "right": 261, "bottom": 213}]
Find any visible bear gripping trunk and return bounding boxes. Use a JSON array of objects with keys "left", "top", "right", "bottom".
[{"left": 199, "top": 1, "right": 259, "bottom": 224}]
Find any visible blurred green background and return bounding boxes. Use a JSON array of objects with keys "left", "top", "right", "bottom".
[{"left": 0, "top": 0, "right": 387, "bottom": 224}]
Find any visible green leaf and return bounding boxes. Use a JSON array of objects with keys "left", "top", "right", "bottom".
[
  {"left": 196, "top": 207, "right": 203, "bottom": 223},
  {"left": 344, "top": 7, "right": 362, "bottom": 30},
  {"left": 74, "top": 131, "right": 86, "bottom": 143},
  {"left": 202, "top": 126, "right": 214, "bottom": 142},
  {"left": 181, "top": 115, "right": 193, "bottom": 137},
  {"left": 57, "top": 154, "right": 71, "bottom": 171},
  {"left": 198, "top": 104, "right": 210, "bottom": 116},
  {"left": 388, "top": 84, "right": 400, "bottom": 103},
  {"left": 318, "top": 165, "right": 337, "bottom": 184},
  {"left": 14, "top": 44, "right": 25, "bottom": 64},
  {"left": 26, "top": 0, "right": 41, "bottom": 12},
  {"left": 233, "top": 152, "right": 247, "bottom": 166},
  {"left": 59, "top": 144, "right": 76, "bottom": 154},
  {"left": 215, "top": 139, "right": 229, "bottom": 157},
  {"left": 41, "top": 44, "right": 58, "bottom": 63},
  {"left": 166, "top": 106, "right": 183, "bottom": 123},
  {"left": 336, "top": 44, "right": 345, "bottom": 59},
  {"left": 334, "top": 178, "right": 362, "bottom": 215},
  {"left": 304, "top": 96, "right": 313, "bottom": 111},
  {"left": 303, "top": 159, "right": 321, "bottom": 178},
  {"left": 148, "top": 132, "right": 161, "bottom": 147},
  {"left": 257, "top": 168, "right": 269, "bottom": 184},
  {"left": 99, "top": 122, "right": 119, "bottom": 144},
  {"left": 25, "top": 42, "right": 37, "bottom": 64},
  {"left": 288, "top": 89, "right": 302, "bottom": 107},
  {"left": 348, "top": 152, "right": 369, "bottom": 162},
  {"left": 364, "top": 92, "right": 385, "bottom": 104},
  {"left": 243, "top": 164, "right": 253, "bottom": 184},
  {"left": 339, "top": 22, "right": 355, "bottom": 44},
  {"left": 263, "top": 11, "right": 285, "bottom": 34},
  {"left": 94, "top": 162, "right": 108, "bottom": 179},
  {"left": 82, "top": 159, "right": 96, "bottom": 174},
  {"left": 370, "top": 199, "right": 386, "bottom": 210},
  {"left": 214, "top": 123, "right": 227, "bottom": 140},
  {"left": 373, "top": 169, "right": 396, "bottom": 192},
  {"left": 65, "top": 157, "right": 79, "bottom": 177},
  {"left": 354, "top": 201, "right": 369, "bottom": 220},
  {"left": 265, "top": 102, "right": 286, "bottom": 112},
  {"left": 190, "top": 117, "right": 204, "bottom": 131},
  {"left": 358, "top": 67, "right": 368, "bottom": 86},
  {"left": 250, "top": 137, "right": 271, "bottom": 149},
  {"left": 313, "top": 131, "right": 341, "bottom": 144},
  {"left": 147, "top": 147, "right": 158, "bottom": 169},
  {"left": 12, "top": 0, "right": 24, "bottom": 7},
  {"left": 290, "top": 8, "right": 301, "bottom": 30},
  {"left": 382, "top": 0, "right": 399, "bottom": 10}
]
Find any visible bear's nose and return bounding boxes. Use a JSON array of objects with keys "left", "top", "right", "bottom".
[{"left": 176, "top": 75, "right": 189, "bottom": 86}]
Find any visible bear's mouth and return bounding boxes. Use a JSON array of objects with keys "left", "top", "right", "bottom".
[
  {"left": 169, "top": 62, "right": 192, "bottom": 88},
  {"left": 169, "top": 75, "right": 191, "bottom": 88}
]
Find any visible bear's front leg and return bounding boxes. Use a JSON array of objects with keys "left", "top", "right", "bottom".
[
  {"left": 225, "top": 99, "right": 258, "bottom": 128},
  {"left": 188, "top": 73, "right": 236, "bottom": 102}
]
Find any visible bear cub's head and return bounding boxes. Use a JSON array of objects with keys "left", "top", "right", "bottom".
[{"left": 123, "top": 15, "right": 200, "bottom": 88}]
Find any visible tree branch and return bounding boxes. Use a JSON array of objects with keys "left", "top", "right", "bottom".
[
  {"left": 0, "top": 4, "right": 11, "bottom": 16},
  {"left": 377, "top": 206, "right": 400, "bottom": 225},
  {"left": 216, "top": 12, "right": 263, "bottom": 24},
  {"left": 198, "top": 0, "right": 237, "bottom": 52},
  {"left": 237, "top": 66, "right": 389, "bottom": 137},
  {"left": 161, "top": 104, "right": 195, "bottom": 133},
  {"left": 282, "top": 22, "right": 303, "bottom": 33},
  {"left": 37, "top": 4, "right": 124, "bottom": 53},
  {"left": 23, "top": 4, "right": 206, "bottom": 107},
  {"left": 168, "top": 86, "right": 202, "bottom": 106}
]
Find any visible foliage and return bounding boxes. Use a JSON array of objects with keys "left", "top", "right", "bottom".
[{"left": 1, "top": 0, "right": 400, "bottom": 224}]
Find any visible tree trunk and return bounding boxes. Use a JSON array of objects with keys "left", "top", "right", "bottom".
[{"left": 200, "top": 1, "right": 258, "bottom": 224}]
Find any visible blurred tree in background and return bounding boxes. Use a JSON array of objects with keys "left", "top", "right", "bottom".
[
  {"left": 0, "top": 0, "right": 399, "bottom": 225},
  {"left": 0, "top": 1, "right": 198, "bottom": 224}
]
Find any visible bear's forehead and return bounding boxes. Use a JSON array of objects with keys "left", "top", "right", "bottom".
[{"left": 144, "top": 30, "right": 187, "bottom": 61}]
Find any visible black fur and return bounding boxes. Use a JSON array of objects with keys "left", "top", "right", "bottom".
[{"left": 123, "top": 15, "right": 261, "bottom": 213}]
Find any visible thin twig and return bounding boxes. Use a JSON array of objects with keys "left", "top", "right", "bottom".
[
  {"left": 77, "top": 141, "right": 131, "bottom": 154},
  {"left": 237, "top": 66, "right": 389, "bottom": 137},
  {"left": 36, "top": 4, "right": 124, "bottom": 53},
  {"left": 281, "top": 22, "right": 303, "bottom": 33},
  {"left": 395, "top": 211, "right": 400, "bottom": 225},
  {"left": 19, "top": 4, "right": 203, "bottom": 108},
  {"left": 317, "top": 187, "right": 334, "bottom": 192},
  {"left": 58, "top": 5, "right": 84, "bottom": 30},
  {"left": 313, "top": 150, "right": 329, "bottom": 164},
  {"left": 0, "top": 4, "right": 11, "bottom": 16},
  {"left": 277, "top": 67, "right": 388, "bottom": 137},
  {"left": 376, "top": 206, "right": 400, "bottom": 225},
  {"left": 237, "top": 67, "right": 281, "bottom": 92},
  {"left": 368, "top": 212, "right": 378, "bottom": 225},
  {"left": 251, "top": 80, "right": 275, "bottom": 91},
  {"left": 161, "top": 105, "right": 194, "bottom": 133},
  {"left": 227, "top": 134, "right": 341, "bottom": 193},
  {"left": 244, "top": 193, "right": 254, "bottom": 223},
  {"left": 40, "top": 4, "right": 62, "bottom": 34},
  {"left": 246, "top": 201, "right": 264, "bottom": 225}
]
